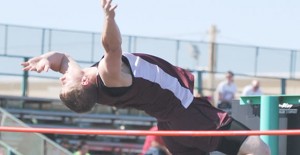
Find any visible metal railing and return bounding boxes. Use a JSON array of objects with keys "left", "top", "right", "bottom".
[
  {"left": 1, "top": 23, "right": 300, "bottom": 101},
  {"left": 0, "top": 108, "right": 72, "bottom": 155},
  {"left": 1, "top": 23, "right": 300, "bottom": 79},
  {"left": 0, "top": 140, "right": 23, "bottom": 155}
]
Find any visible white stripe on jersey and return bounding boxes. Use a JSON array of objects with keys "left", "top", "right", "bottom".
[{"left": 123, "top": 53, "right": 193, "bottom": 108}]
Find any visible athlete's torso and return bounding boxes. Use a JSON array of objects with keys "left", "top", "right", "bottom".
[{"left": 96, "top": 53, "right": 194, "bottom": 120}]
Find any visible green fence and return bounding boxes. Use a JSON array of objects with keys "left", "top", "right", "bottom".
[
  {"left": 1, "top": 23, "right": 299, "bottom": 78},
  {"left": 1, "top": 23, "right": 300, "bottom": 100}
]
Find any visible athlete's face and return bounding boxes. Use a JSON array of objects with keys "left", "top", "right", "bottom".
[{"left": 59, "top": 67, "right": 83, "bottom": 96}]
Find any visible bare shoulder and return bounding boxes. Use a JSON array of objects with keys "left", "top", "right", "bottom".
[{"left": 98, "top": 59, "right": 132, "bottom": 87}]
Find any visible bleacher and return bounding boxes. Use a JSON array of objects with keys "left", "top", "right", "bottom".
[{"left": 0, "top": 95, "right": 156, "bottom": 155}]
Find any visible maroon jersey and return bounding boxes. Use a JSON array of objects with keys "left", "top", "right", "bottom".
[
  {"left": 97, "top": 52, "right": 195, "bottom": 120},
  {"left": 96, "top": 52, "right": 231, "bottom": 152}
]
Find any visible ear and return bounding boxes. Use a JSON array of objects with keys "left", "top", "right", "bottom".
[{"left": 81, "top": 76, "right": 89, "bottom": 86}]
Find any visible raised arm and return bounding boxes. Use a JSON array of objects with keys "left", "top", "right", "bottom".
[
  {"left": 101, "top": 0, "right": 122, "bottom": 54},
  {"left": 99, "top": 0, "right": 124, "bottom": 85}
]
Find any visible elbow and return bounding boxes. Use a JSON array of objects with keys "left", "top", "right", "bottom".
[{"left": 102, "top": 39, "right": 122, "bottom": 53}]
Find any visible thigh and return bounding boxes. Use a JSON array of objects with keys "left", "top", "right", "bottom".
[
  {"left": 216, "top": 119, "right": 250, "bottom": 155},
  {"left": 159, "top": 98, "right": 231, "bottom": 152},
  {"left": 157, "top": 98, "right": 232, "bottom": 153},
  {"left": 158, "top": 122, "right": 209, "bottom": 155}
]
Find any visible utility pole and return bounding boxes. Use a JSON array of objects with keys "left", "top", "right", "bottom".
[{"left": 208, "top": 25, "right": 217, "bottom": 105}]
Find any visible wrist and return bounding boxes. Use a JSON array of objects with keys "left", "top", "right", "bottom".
[{"left": 105, "top": 15, "right": 115, "bottom": 20}]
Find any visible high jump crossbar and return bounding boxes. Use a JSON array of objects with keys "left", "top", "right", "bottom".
[{"left": 0, "top": 126, "right": 300, "bottom": 137}]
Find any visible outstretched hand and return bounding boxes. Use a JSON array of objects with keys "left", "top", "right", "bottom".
[
  {"left": 101, "top": 0, "right": 118, "bottom": 18},
  {"left": 21, "top": 56, "right": 50, "bottom": 73}
]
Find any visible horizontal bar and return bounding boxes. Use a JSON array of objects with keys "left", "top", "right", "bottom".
[{"left": 1, "top": 127, "right": 300, "bottom": 136}]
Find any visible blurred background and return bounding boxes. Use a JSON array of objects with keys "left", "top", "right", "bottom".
[{"left": 0, "top": 0, "right": 300, "bottom": 155}]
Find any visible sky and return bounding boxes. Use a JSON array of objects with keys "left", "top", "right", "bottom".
[{"left": 0, "top": 0, "right": 300, "bottom": 50}]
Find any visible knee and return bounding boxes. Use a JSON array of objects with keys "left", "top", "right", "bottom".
[
  {"left": 261, "top": 142, "right": 271, "bottom": 155},
  {"left": 238, "top": 136, "right": 271, "bottom": 155},
  {"left": 256, "top": 138, "right": 270, "bottom": 155}
]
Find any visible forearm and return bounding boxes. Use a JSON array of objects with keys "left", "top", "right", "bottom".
[
  {"left": 42, "top": 51, "right": 66, "bottom": 72},
  {"left": 48, "top": 52, "right": 79, "bottom": 74},
  {"left": 101, "top": 0, "right": 121, "bottom": 53},
  {"left": 43, "top": 52, "right": 80, "bottom": 75},
  {"left": 102, "top": 17, "right": 122, "bottom": 53}
]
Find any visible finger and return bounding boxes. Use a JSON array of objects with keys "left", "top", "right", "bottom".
[
  {"left": 30, "top": 68, "right": 37, "bottom": 72},
  {"left": 36, "top": 65, "right": 44, "bottom": 73},
  {"left": 22, "top": 67, "right": 28, "bottom": 71},
  {"left": 107, "top": 0, "right": 112, "bottom": 6},
  {"left": 21, "top": 62, "right": 29, "bottom": 67},
  {"left": 27, "top": 57, "right": 40, "bottom": 64},
  {"left": 44, "top": 65, "right": 50, "bottom": 72},
  {"left": 105, "top": 0, "right": 112, "bottom": 9},
  {"left": 101, "top": 0, "right": 106, "bottom": 8},
  {"left": 23, "top": 65, "right": 33, "bottom": 71},
  {"left": 37, "top": 69, "right": 42, "bottom": 73},
  {"left": 110, "top": 4, "right": 118, "bottom": 11}
]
